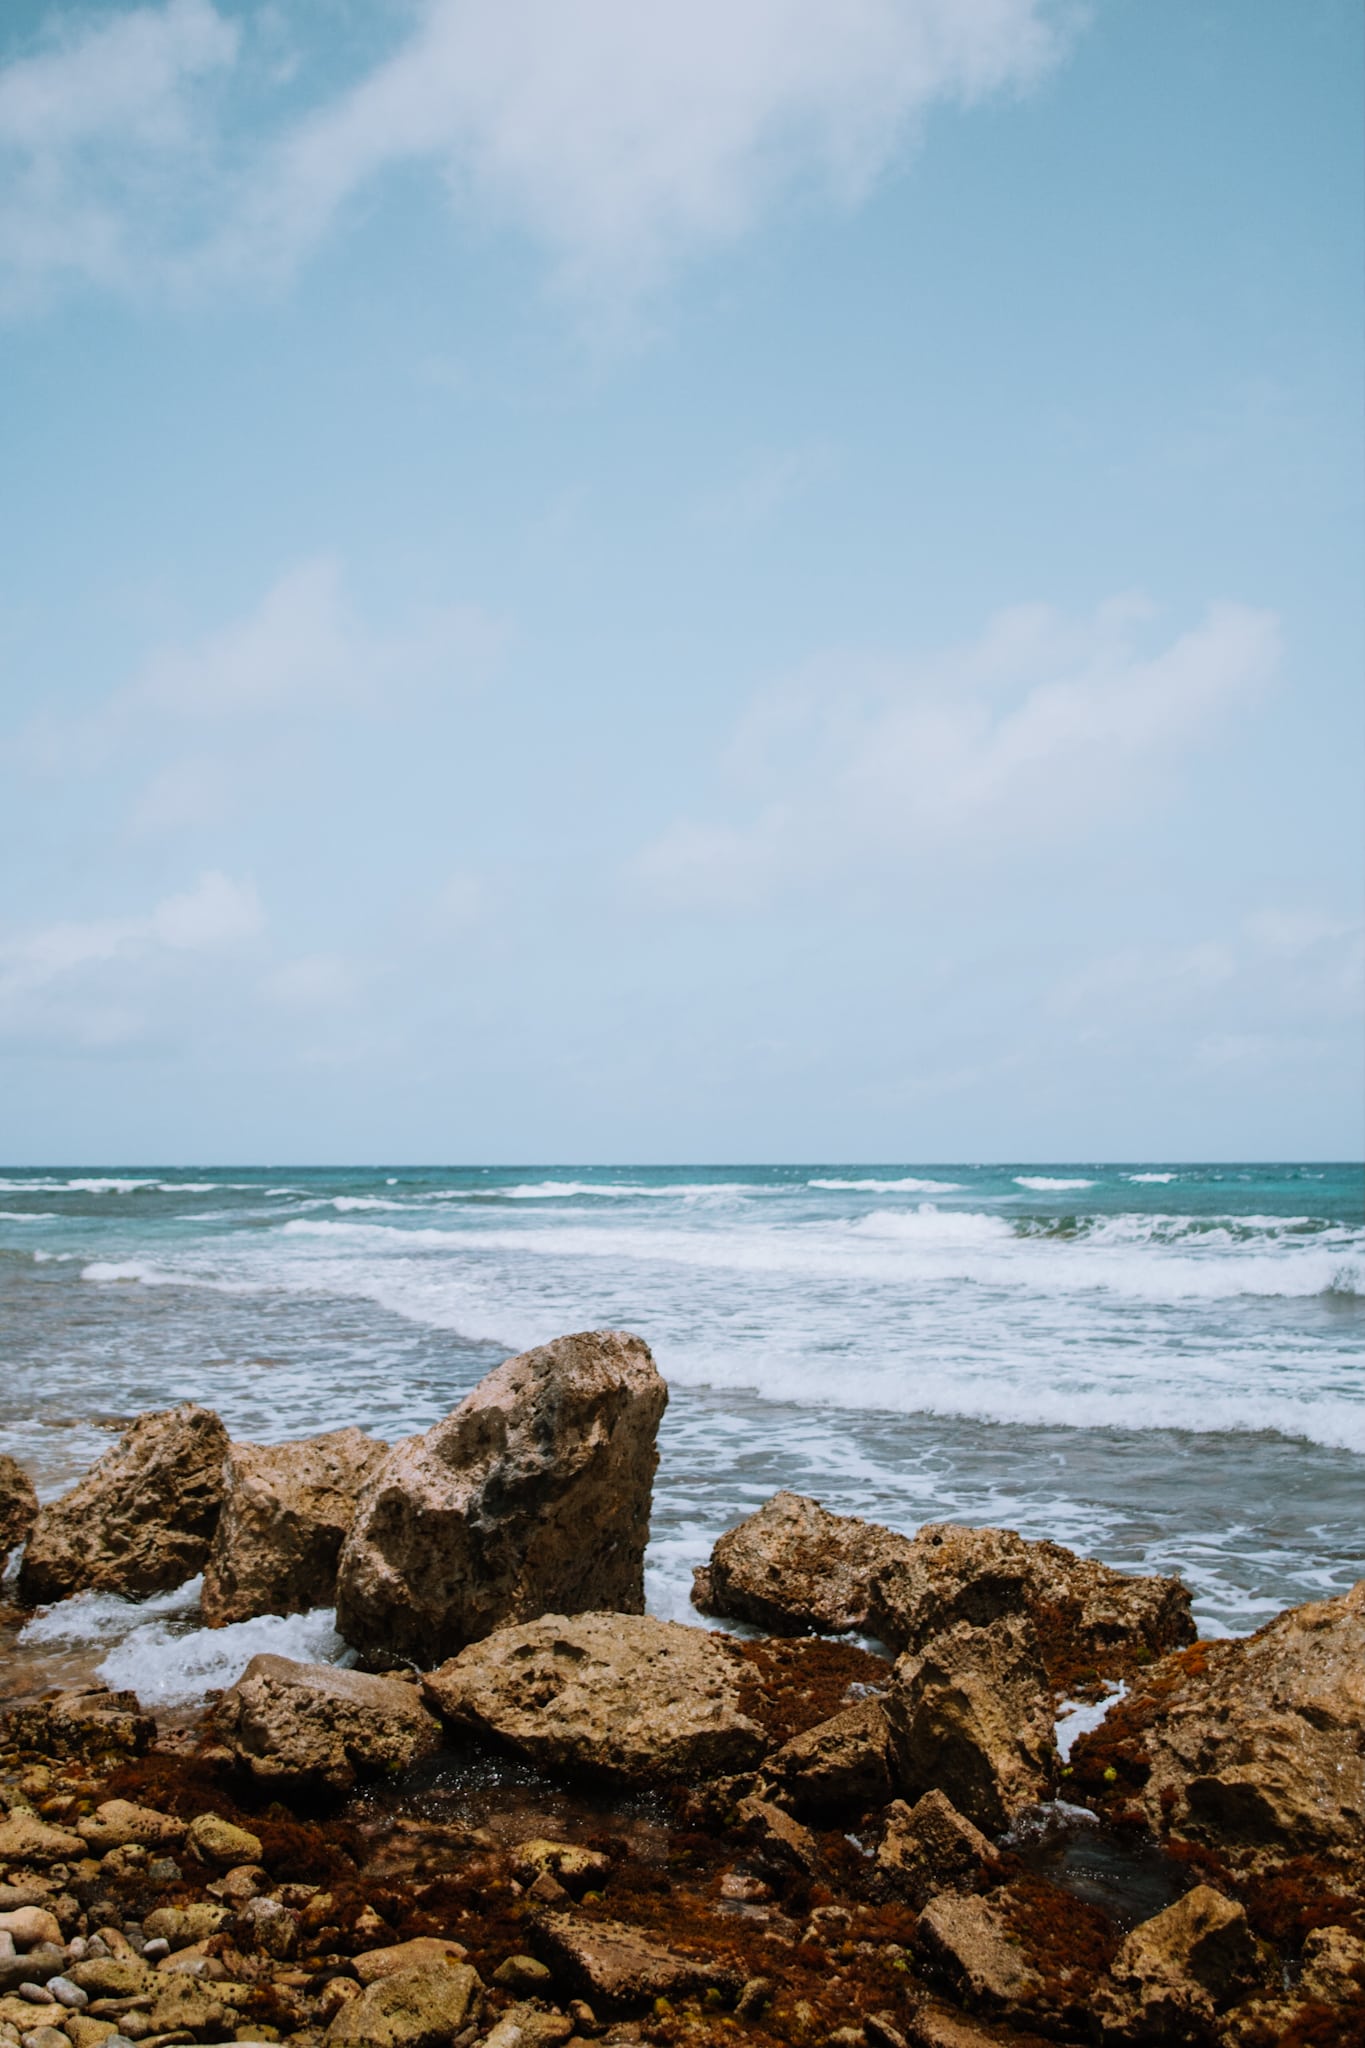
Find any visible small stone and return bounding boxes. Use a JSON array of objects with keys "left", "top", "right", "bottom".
[
  {"left": 525, "top": 1872, "right": 568, "bottom": 1905},
  {"left": 20, "top": 2027, "right": 68, "bottom": 2048},
  {"left": 0, "top": 1914, "right": 63, "bottom": 1954},
  {"left": 492, "top": 1956, "right": 552, "bottom": 1991},
  {"left": 16, "top": 1987, "right": 54, "bottom": 2005},
  {"left": 566, "top": 2000, "right": 599, "bottom": 2036},
  {"left": 865, "top": 2015, "right": 908, "bottom": 2048},
  {"left": 140, "top": 1941, "right": 169, "bottom": 1961},
  {"left": 734, "top": 1978, "right": 772, "bottom": 2019},
  {"left": 185, "top": 1814, "right": 262, "bottom": 1869},
  {"left": 351, "top": 1940, "right": 466, "bottom": 1987},
  {"left": 43, "top": 1977, "right": 85, "bottom": 2009},
  {"left": 144, "top": 1860, "right": 180, "bottom": 1887}
]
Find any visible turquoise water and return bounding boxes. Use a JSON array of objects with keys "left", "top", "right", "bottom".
[{"left": 1, "top": 1162, "right": 1360, "bottom": 1689}]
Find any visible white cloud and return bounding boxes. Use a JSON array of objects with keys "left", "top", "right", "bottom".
[
  {"left": 263, "top": 954, "right": 356, "bottom": 1009},
  {"left": 1, "top": 0, "right": 1074, "bottom": 308},
  {"left": 634, "top": 598, "right": 1282, "bottom": 909}
]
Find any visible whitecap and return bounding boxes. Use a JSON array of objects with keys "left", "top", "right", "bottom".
[
  {"left": 1054, "top": 1682, "right": 1126, "bottom": 1761},
  {"left": 808, "top": 1177, "right": 965, "bottom": 1193},
  {"left": 1014, "top": 1176, "right": 1096, "bottom": 1191}
]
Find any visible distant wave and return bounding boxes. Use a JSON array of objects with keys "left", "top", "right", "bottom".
[
  {"left": 1127, "top": 1172, "right": 1177, "bottom": 1184},
  {"left": 808, "top": 1177, "right": 964, "bottom": 1193},
  {"left": 1014, "top": 1176, "right": 1096, "bottom": 1191}
]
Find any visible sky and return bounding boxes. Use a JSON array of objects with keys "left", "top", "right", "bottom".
[{"left": 1, "top": 0, "right": 1361, "bottom": 1164}]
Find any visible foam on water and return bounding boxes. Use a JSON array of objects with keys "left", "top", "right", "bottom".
[{"left": 1015, "top": 1176, "right": 1096, "bottom": 1191}]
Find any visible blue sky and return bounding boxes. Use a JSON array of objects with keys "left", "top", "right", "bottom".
[{"left": 1, "top": 0, "right": 1361, "bottom": 1163}]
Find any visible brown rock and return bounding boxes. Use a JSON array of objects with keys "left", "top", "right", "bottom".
[
  {"left": 735, "top": 1795, "right": 820, "bottom": 1875},
  {"left": 483, "top": 2001, "right": 573, "bottom": 2048},
  {"left": 534, "top": 1912, "right": 739, "bottom": 2008},
  {"left": 323, "top": 1959, "right": 482, "bottom": 2046},
  {"left": 0, "top": 1454, "right": 37, "bottom": 1569},
  {"left": 336, "top": 1330, "right": 667, "bottom": 1665},
  {"left": 76, "top": 1802, "right": 185, "bottom": 1858},
  {"left": 353, "top": 1938, "right": 469, "bottom": 1985},
  {"left": 766, "top": 1694, "right": 896, "bottom": 1813},
  {"left": 0, "top": 1907, "right": 63, "bottom": 1951},
  {"left": 213, "top": 1653, "right": 443, "bottom": 1794},
  {"left": 185, "top": 1812, "right": 262, "bottom": 1868},
  {"left": 915, "top": 1892, "right": 1043, "bottom": 2011},
  {"left": 509, "top": 1840, "right": 610, "bottom": 1894},
  {"left": 201, "top": 1427, "right": 387, "bottom": 1626},
  {"left": 871, "top": 1522, "right": 1195, "bottom": 1688},
  {"left": 18, "top": 1405, "right": 229, "bottom": 1603},
  {"left": 905, "top": 2004, "right": 1053, "bottom": 2048},
  {"left": 1074, "top": 1579, "right": 1365, "bottom": 1864},
  {"left": 424, "top": 1611, "right": 764, "bottom": 1782},
  {"left": 693, "top": 1491, "right": 914, "bottom": 1635},
  {"left": 0, "top": 1814, "right": 84, "bottom": 1864},
  {"left": 1093, "top": 1885, "right": 1261, "bottom": 2040},
  {"left": 876, "top": 1791, "right": 997, "bottom": 1907},
  {"left": 2, "top": 1685, "right": 154, "bottom": 1760},
  {"left": 885, "top": 1616, "right": 1055, "bottom": 1833},
  {"left": 142, "top": 1903, "right": 230, "bottom": 1949},
  {"left": 67, "top": 1956, "right": 151, "bottom": 1999},
  {"left": 1298, "top": 1925, "right": 1365, "bottom": 2005}
]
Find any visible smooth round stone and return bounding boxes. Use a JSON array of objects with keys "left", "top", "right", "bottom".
[
  {"left": 17, "top": 1982, "right": 55, "bottom": 2003},
  {"left": 21, "top": 2029, "right": 69, "bottom": 2048},
  {"left": 141, "top": 1937, "right": 170, "bottom": 1959},
  {"left": 47, "top": 1975, "right": 87, "bottom": 2008}
]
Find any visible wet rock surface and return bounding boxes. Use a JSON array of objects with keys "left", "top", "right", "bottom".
[
  {"left": 214, "top": 1654, "right": 444, "bottom": 1794},
  {"left": 18, "top": 1405, "right": 230, "bottom": 1604},
  {"left": 337, "top": 1330, "right": 668, "bottom": 1666},
  {"left": 202, "top": 1428, "right": 388, "bottom": 1627},
  {"left": 693, "top": 1491, "right": 915, "bottom": 1636},
  {"left": 0, "top": 1458, "right": 37, "bottom": 1573}
]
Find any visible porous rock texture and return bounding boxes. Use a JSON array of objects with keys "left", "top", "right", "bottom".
[
  {"left": 1093, "top": 1884, "right": 1261, "bottom": 2041},
  {"left": 765, "top": 1695, "right": 896, "bottom": 1814},
  {"left": 0, "top": 1453, "right": 37, "bottom": 1569},
  {"left": 533, "top": 1912, "right": 740, "bottom": 2007},
  {"left": 213, "top": 1652, "right": 443, "bottom": 1794},
  {"left": 201, "top": 1425, "right": 387, "bottom": 1625},
  {"left": 17, "top": 1403, "right": 229, "bottom": 1603},
  {"left": 425, "top": 1611, "right": 766, "bottom": 1782},
  {"left": 323, "top": 1959, "right": 483, "bottom": 2046},
  {"left": 692, "top": 1489, "right": 914, "bottom": 1635},
  {"left": 875, "top": 1790, "right": 997, "bottom": 1908},
  {"left": 1074, "top": 1577, "right": 1365, "bottom": 1868},
  {"left": 914, "top": 1892, "right": 1044, "bottom": 2014},
  {"left": 884, "top": 1614, "right": 1055, "bottom": 1834},
  {"left": 3, "top": 1682, "right": 154, "bottom": 1759},
  {"left": 336, "top": 1329, "right": 667, "bottom": 1665}
]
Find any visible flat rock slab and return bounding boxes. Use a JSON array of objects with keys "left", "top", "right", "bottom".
[
  {"left": 535, "top": 1912, "right": 740, "bottom": 2007},
  {"left": 323, "top": 1960, "right": 482, "bottom": 2047},
  {"left": 214, "top": 1654, "right": 443, "bottom": 1794},
  {"left": 424, "top": 1611, "right": 766, "bottom": 1781}
]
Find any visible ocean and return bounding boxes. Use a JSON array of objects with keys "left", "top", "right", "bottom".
[{"left": 1, "top": 1163, "right": 1361, "bottom": 1708}]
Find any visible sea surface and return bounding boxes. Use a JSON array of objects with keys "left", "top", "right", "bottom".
[{"left": 1, "top": 1163, "right": 1361, "bottom": 1707}]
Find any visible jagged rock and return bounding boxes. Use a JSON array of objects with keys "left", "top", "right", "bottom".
[
  {"left": 0, "top": 1455, "right": 37, "bottom": 1569},
  {"left": 915, "top": 1892, "right": 1043, "bottom": 2011},
  {"left": 1298, "top": 1926, "right": 1365, "bottom": 2004},
  {"left": 736, "top": 1795, "right": 820, "bottom": 1875},
  {"left": 2, "top": 1684, "right": 154, "bottom": 1759},
  {"left": 905, "top": 2004, "right": 1053, "bottom": 2048},
  {"left": 534, "top": 1912, "right": 739, "bottom": 2007},
  {"left": 67, "top": 1956, "right": 151, "bottom": 1999},
  {"left": 1073, "top": 1579, "right": 1365, "bottom": 1865},
  {"left": 76, "top": 1801, "right": 185, "bottom": 1857},
  {"left": 876, "top": 1791, "right": 997, "bottom": 1907},
  {"left": 766, "top": 1696, "right": 896, "bottom": 1814},
  {"left": 18, "top": 1405, "right": 229, "bottom": 1603},
  {"left": 213, "top": 1654, "right": 443, "bottom": 1794},
  {"left": 336, "top": 1330, "right": 667, "bottom": 1665},
  {"left": 200, "top": 1426, "right": 387, "bottom": 1625},
  {"left": 424, "top": 1611, "right": 765, "bottom": 1782},
  {"left": 1093, "top": 1885, "right": 1261, "bottom": 2040},
  {"left": 148, "top": 1973, "right": 250, "bottom": 2039},
  {"left": 353, "top": 1938, "right": 469, "bottom": 1985},
  {"left": 693, "top": 1491, "right": 914, "bottom": 1635},
  {"left": 885, "top": 1615, "right": 1055, "bottom": 1833},
  {"left": 323, "top": 1959, "right": 482, "bottom": 2046},
  {"left": 872, "top": 1522, "right": 1195, "bottom": 1687}
]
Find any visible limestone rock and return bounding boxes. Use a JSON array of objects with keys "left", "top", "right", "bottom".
[
  {"left": 213, "top": 1653, "right": 443, "bottom": 1794},
  {"left": 876, "top": 1791, "right": 997, "bottom": 1908},
  {"left": 483, "top": 2001, "right": 574, "bottom": 2048},
  {"left": 1094, "top": 1885, "right": 1261, "bottom": 2040},
  {"left": 142, "top": 1903, "right": 230, "bottom": 1949},
  {"left": 885, "top": 1615, "right": 1055, "bottom": 1833},
  {"left": 766, "top": 1696, "right": 896, "bottom": 1814},
  {"left": 76, "top": 1803, "right": 184, "bottom": 1858},
  {"left": 185, "top": 1812, "right": 262, "bottom": 1868},
  {"left": 693, "top": 1491, "right": 914, "bottom": 1635},
  {"left": 915, "top": 1892, "right": 1043, "bottom": 2011},
  {"left": 1073, "top": 1579, "right": 1365, "bottom": 1864},
  {"left": 323, "top": 1959, "right": 482, "bottom": 2046},
  {"left": 0, "top": 1942, "right": 68, "bottom": 1995},
  {"left": 735, "top": 1795, "right": 820, "bottom": 1875},
  {"left": 18, "top": 1405, "right": 229, "bottom": 1603},
  {"left": 1298, "top": 1925, "right": 1365, "bottom": 2005},
  {"left": 424, "top": 1611, "right": 764, "bottom": 1782},
  {"left": 201, "top": 1427, "right": 387, "bottom": 1626},
  {"left": 534, "top": 1912, "right": 740, "bottom": 2007},
  {"left": 871, "top": 1522, "right": 1195, "bottom": 1688},
  {"left": 905, "top": 2004, "right": 1053, "bottom": 2048},
  {"left": 353, "top": 1937, "right": 469, "bottom": 1985},
  {"left": 337, "top": 1330, "right": 667, "bottom": 1665},
  {"left": 67, "top": 1956, "right": 151, "bottom": 2000},
  {"left": 2, "top": 1685, "right": 154, "bottom": 1760},
  {"left": 0, "top": 1815, "right": 84, "bottom": 1865},
  {"left": 508, "top": 1840, "right": 610, "bottom": 1894},
  {"left": 0, "top": 1455, "right": 37, "bottom": 1569},
  {"left": 0, "top": 1909, "right": 62, "bottom": 1952}
]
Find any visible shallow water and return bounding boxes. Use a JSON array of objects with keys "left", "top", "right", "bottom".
[{"left": 2, "top": 1162, "right": 1361, "bottom": 1701}]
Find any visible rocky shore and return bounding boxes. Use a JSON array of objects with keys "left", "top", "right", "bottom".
[{"left": 0, "top": 1332, "right": 1360, "bottom": 2048}]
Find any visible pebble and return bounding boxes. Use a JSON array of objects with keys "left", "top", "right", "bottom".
[
  {"left": 16, "top": 1986, "right": 53, "bottom": 2006},
  {"left": 142, "top": 1937, "right": 170, "bottom": 1959},
  {"left": 46, "top": 1975, "right": 87, "bottom": 2008},
  {"left": 21, "top": 2030, "right": 68, "bottom": 2048},
  {"left": 0, "top": 1931, "right": 14, "bottom": 1961}
]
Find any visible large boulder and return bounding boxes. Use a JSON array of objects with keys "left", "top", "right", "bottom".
[
  {"left": 885, "top": 1615, "right": 1055, "bottom": 1834},
  {"left": 336, "top": 1330, "right": 667, "bottom": 1665},
  {"left": 1073, "top": 1578, "right": 1365, "bottom": 1867},
  {"left": 213, "top": 1653, "right": 443, "bottom": 1794},
  {"left": 424, "top": 1611, "right": 766, "bottom": 1782},
  {"left": 692, "top": 1490, "right": 914, "bottom": 1635},
  {"left": 201, "top": 1427, "right": 387, "bottom": 1625},
  {"left": 0, "top": 1455, "right": 37, "bottom": 1569},
  {"left": 18, "top": 1405, "right": 229, "bottom": 1603},
  {"left": 1093, "top": 1885, "right": 1261, "bottom": 2041},
  {"left": 871, "top": 1521, "right": 1196, "bottom": 1690}
]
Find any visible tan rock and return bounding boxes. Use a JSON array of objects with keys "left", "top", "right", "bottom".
[
  {"left": 323, "top": 1960, "right": 482, "bottom": 2046},
  {"left": 872, "top": 1521, "right": 1194, "bottom": 1687},
  {"left": 1298, "top": 1925, "right": 1365, "bottom": 2004},
  {"left": 336, "top": 1330, "right": 667, "bottom": 1664},
  {"left": 67, "top": 1957, "right": 151, "bottom": 2000},
  {"left": 766, "top": 1695, "right": 896, "bottom": 1814},
  {"left": 0, "top": 1909, "right": 62, "bottom": 1951},
  {"left": 18, "top": 1405, "right": 229, "bottom": 1603},
  {"left": 213, "top": 1654, "right": 443, "bottom": 1794},
  {"left": 534, "top": 1913, "right": 739, "bottom": 2007},
  {"left": 1094, "top": 1885, "right": 1261, "bottom": 2040},
  {"left": 147, "top": 1973, "right": 246, "bottom": 2038},
  {"left": 693, "top": 1491, "right": 915, "bottom": 1635},
  {"left": 0, "top": 1941, "right": 67, "bottom": 1996},
  {"left": 905, "top": 2003, "right": 1052, "bottom": 2048},
  {"left": 735, "top": 1796, "right": 820, "bottom": 1875},
  {"left": 915, "top": 1892, "right": 1042, "bottom": 2011},
  {"left": 185, "top": 1812, "right": 263, "bottom": 1868},
  {"left": 424, "top": 1612, "right": 765, "bottom": 1782},
  {"left": 1, "top": 1686, "right": 154, "bottom": 1760},
  {"left": 885, "top": 1615, "right": 1055, "bottom": 1833},
  {"left": 0, "top": 1455, "right": 37, "bottom": 1569},
  {"left": 1074, "top": 1579, "right": 1365, "bottom": 1864},
  {"left": 142, "top": 1903, "right": 230, "bottom": 1949},
  {"left": 508, "top": 1841, "right": 610, "bottom": 1894},
  {"left": 0, "top": 1815, "right": 83, "bottom": 1864},
  {"left": 483, "top": 2001, "right": 573, "bottom": 2048},
  {"left": 875, "top": 1791, "right": 997, "bottom": 1907},
  {"left": 63, "top": 2017, "right": 119, "bottom": 2048},
  {"left": 76, "top": 1802, "right": 185, "bottom": 1858},
  {"left": 201, "top": 1427, "right": 387, "bottom": 1626},
  {"left": 352, "top": 1938, "right": 468, "bottom": 1985}
]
